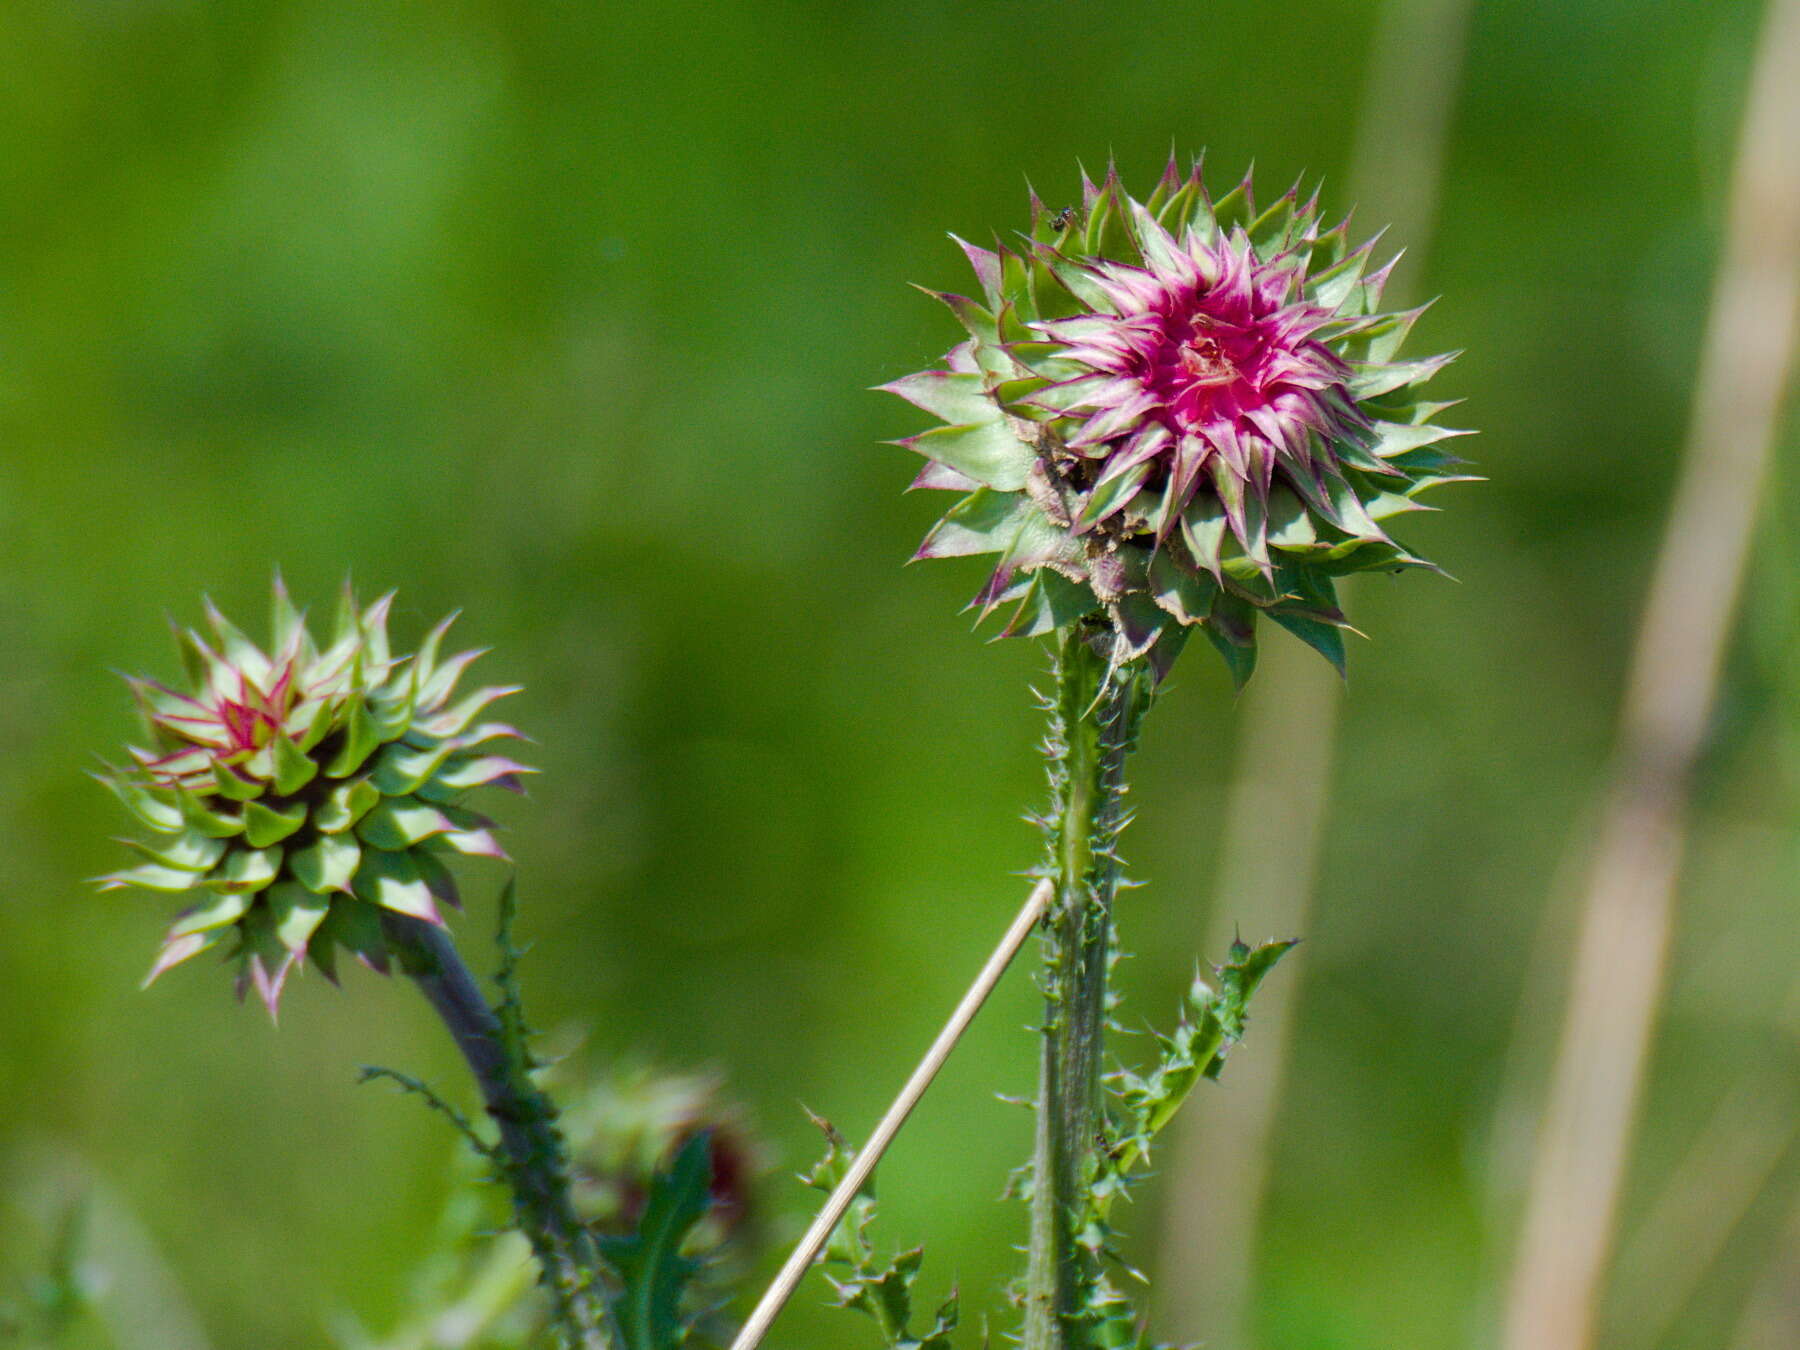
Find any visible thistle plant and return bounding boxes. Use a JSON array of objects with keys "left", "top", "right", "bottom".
[
  {"left": 78, "top": 157, "right": 1469, "bottom": 1350},
  {"left": 97, "top": 582, "right": 618, "bottom": 1350},
  {"left": 96, "top": 580, "right": 526, "bottom": 1016},
  {"left": 872, "top": 158, "right": 1470, "bottom": 1350}
]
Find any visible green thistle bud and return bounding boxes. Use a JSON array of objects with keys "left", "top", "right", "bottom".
[
  {"left": 885, "top": 158, "right": 1474, "bottom": 684},
  {"left": 97, "top": 579, "right": 531, "bottom": 1017}
]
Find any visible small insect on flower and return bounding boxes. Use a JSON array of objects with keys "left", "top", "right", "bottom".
[
  {"left": 883, "top": 157, "right": 1474, "bottom": 685},
  {"left": 95, "top": 579, "right": 533, "bottom": 1018}
]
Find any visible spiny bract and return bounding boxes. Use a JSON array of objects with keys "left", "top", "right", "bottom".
[
  {"left": 884, "top": 157, "right": 1472, "bottom": 684},
  {"left": 97, "top": 580, "right": 531, "bottom": 1016}
]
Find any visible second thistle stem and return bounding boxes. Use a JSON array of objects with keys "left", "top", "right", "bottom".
[
  {"left": 382, "top": 913, "right": 616, "bottom": 1350},
  {"left": 1025, "top": 625, "right": 1151, "bottom": 1350}
]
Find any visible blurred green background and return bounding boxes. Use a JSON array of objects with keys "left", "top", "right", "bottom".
[{"left": 1, "top": 1, "right": 1795, "bottom": 1348}]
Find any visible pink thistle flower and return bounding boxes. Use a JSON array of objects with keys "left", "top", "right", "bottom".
[{"left": 885, "top": 159, "right": 1474, "bottom": 684}]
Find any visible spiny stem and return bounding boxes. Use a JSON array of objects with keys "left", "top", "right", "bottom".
[
  {"left": 357, "top": 1064, "right": 496, "bottom": 1160},
  {"left": 1025, "top": 626, "right": 1152, "bottom": 1350},
  {"left": 382, "top": 913, "right": 617, "bottom": 1350}
]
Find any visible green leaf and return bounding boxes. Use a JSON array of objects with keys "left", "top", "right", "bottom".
[
  {"left": 902, "top": 421, "right": 1035, "bottom": 492},
  {"left": 411, "top": 684, "right": 521, "bottom": 740},
  {"left": 272, "top": 734, "right": 319, "bottom": 796},
  {"left": 914, "top": 490, "right": 1031, "bottom": 560},
  {"left": 210, "top": 761, "right": 263, "bottom": 801},
  {"left": 1111, "top": 591, "right": 1169, "bottom": 661},
  {"left": 359, "top": 591, "right": 396, "bottom": 668},
  {"left": 881, "top": 371, "right": 1000, "bottom": 426},
  {"left": 243, "top": 799, "right": 307, "bottom": 848},
  {"left": 356, "top": 797, "right": 453, "bottom": 850},
  {"left": 270, "top": 571, "right": 308, "bottom": 656},
  {"left": 1208, "top": 173, "right": 1254, "bottom": 233},
  {"left": 368, "top": 684, "right": 417, "bottom": 743},
  {"left": 600, "top": 1132, "right": 715, "bottom": 1350},
  {"left": 1040, "top": 250, "right": 1116, "bottom": 314},
  {"left": 1299, "top": 214, "right": 1351, "bottom": 273},
  {"left": 1180, "top": 496, "right": 1230, "bottom": 579},
  {"left": 926, "top": 289, "right": 1000, "bottom": 349},
  {"left": 1028, "top": 372, "right": 1111, "bottom": 414},
  {"left": 94, "top": 771, "right": 182, "bottom": 832},
  {"left": 288, "top": 695, "right": 338, "bottom": 751},
  {"left": 408, "top": 611, "right": 459, "bottom": 699},
  {"left": 1205, "top": 590, "right": 1258, "bottom": 691},
  {"left": 1365, "top": 487, "right": 1432, "bottom": 522},
  {"left": 1269, "top": 607, "right": 1347, "bottom": 674},
  {"left": 1338, "top": 303, "right": 1426, "bottom": 365},
  {"left": 145, "top": 928, "right": 227, "bottom": 986},
  {"left": 1247, "top": 190, "right": 1301, "bottom": 252},
  {"left": 1350, "top": 351, "right": 1457, "bottom": 399},
  {"left": 1086, "top": 178, "right": 1139, "bottom": 264},
  {"left": 416, "top": 648, "right": 484, "bottom": 712},
  {"left": 1157, "top": 172, "right": 1208, "bottom": 240},
  {"left": 1076, "top": 460, "right": 1153, "bottom": 530},
  {"left": 1368, "top": 419, "right": 1469, "bottom": 459},
  {"left": 1304, "top": 243, "right": 1373, "bottom": 311},
  {"left": 369, "top": 741, "right": 456, "bottom": 797},
  {"left": 833, "top": 1248, "right": 926, "bottom": 1344},
  {"left": 176, "top": 789, "right": 243, "bottom": 839},
  {"left": 351, "top": 848, "right": 439, "bottom": 923},
  {"left": 97, "top": 862, "right": 207, "bottom": 894},
  {"left": 126, "top": 828, "right": 227, "bottom": 872},
  {"left": 1209, "top": 456, "right": 1269, "bottom": 574},
  {"left": 1266, "top": 487, "right": 1318, "bottom": 550},
  {"left": 800, "top": 1110, "right": 956, "bottom": 1350},
  {"left": 412, "top": 847, "right": 463, "bottom": 908},
  {"left": 312, "top": 896, "right": 388, "bottom": 977},
  {"left": 419, "top": 754, "right": 534, "bottom": 796},
  {"left": 314, "top": 778, "right": 381, "bottom": 833},
  {"left": 1201, "top": 937, "right": 1299, "bottom": 1078},
  {"left": 1000, "top": 569, "right": 1098, "bottom": 638},
  {"left": 289, "top": 833, "right": 362, "bottom": 893},
  {"left": 206, "top": 846, "right": 282, "bottom": 894},
  {"left": 324, "top": 697, "right": 381, "bottom": 777},
  {"left": 202, "top": 597, "right": 272, "bottom": 687},
  {"left": 1102, "top": 936, "right": 1296, "bottom": 1230},
  {"left": 1148, "top": 548, "right": 1219, "bottom": 626},
  {"left": 267, "top": 881, "right": 331, "bottom": 955},
  {"left": 168, "top": 890, "right": 251, "bottom": 938}
]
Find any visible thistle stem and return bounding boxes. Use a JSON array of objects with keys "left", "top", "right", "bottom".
[
  {"left": 1025, "top": 627, "right": 1151, "bottom": 1350},
  {"left": 382, "top": 914, "right": 616, "bottom": 1350}
]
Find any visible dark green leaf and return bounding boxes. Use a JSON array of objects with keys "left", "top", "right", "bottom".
[{"left": 600, "top": 1132, "right": 715, "bottom": 1350}]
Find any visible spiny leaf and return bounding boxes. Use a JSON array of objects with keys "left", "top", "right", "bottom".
[
  {"left": 1094, "top": 937, "right": 1298, "bottom": 1226},
  {"left": 804, "top": 1112, "right": 957, "bottom": 1350},
  {"left": 599, "top": 1131, "right": 715, "bottom": 1350}
]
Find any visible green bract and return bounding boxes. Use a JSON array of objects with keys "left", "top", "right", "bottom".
[
  {"left": 97, "top": 580, "right": 531, "bottom": 1015},
  {"left": 886, "top": 158, "right": 1473, "bottom": 684}
]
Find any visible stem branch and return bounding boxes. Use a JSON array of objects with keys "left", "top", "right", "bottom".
[{"left": 383, "top": 914, "right": 616, "bottom": 1350}]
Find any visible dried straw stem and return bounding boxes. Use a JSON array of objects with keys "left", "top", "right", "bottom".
[{"left": 1499, "top": 4, "right": 1800, "bottom": 1346}]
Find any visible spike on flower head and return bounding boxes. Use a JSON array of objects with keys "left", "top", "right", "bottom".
[
  {"left": 97, "top": 579, "right": 532, "bottom": 1018},
  {"left": 885, "top": 158, "right": 1474, "bottom": 685}
]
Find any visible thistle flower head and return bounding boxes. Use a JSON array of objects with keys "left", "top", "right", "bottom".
[
  {"left": 97, "top": 579, "right": 530, "bottom": 1016},
  {"left": 885, "top": 158, "right": 1472, "bottom": 684}
]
